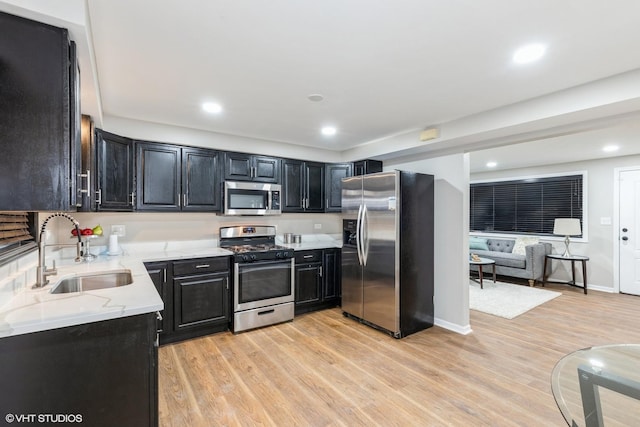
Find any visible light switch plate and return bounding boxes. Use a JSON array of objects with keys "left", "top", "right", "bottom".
[
  {"left": 111, "top": 224, "right": 126, "bottom": 237},
  {"left": 600, "top": 217, "right": 612, "bottom": 225},
  {"left": 314, "top": 223, "right": 322, "bottom": 230}
]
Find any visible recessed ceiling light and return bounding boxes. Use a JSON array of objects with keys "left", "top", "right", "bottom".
[
  {"left": 202, "top": 102, "right": 222, "bottom": 114},
  {"left": 602, "top": 144, "right": 620, "bottom": 153},
  {"left": 512, "top": 43, "right": 546, "bottom": 64},
  {"left": 486, "top": 161, "right": 497, "bottom": 168},
  {"left": 308, "top": 94, "right": 324, "bottom": 102},
  {"left": 321, "top": 126, "right": 337, "bottom": 136}
]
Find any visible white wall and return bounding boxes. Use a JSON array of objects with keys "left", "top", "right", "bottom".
[
  {"left": 385, "top": 153, "right": 471, "bottom": 334},
  {"left": 471, "top": 153, "right": 640, "bottom": 291}
]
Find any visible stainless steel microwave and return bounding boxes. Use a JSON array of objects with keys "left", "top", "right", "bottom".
[{"left": 223, "top": 181, "right": 281, "bottom": 215}]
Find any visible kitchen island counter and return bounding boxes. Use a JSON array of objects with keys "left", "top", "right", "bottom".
[{"left": 0, "top": 244, "right": 233, "bottom": 338}]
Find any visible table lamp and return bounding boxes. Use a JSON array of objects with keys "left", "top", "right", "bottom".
[{"left": 553, "top": 218, "right": 581, "bottom": 257}]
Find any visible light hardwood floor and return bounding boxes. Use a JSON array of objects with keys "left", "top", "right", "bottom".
[{"left": 158, "top": 283, "right": 640, "bottom": 426}]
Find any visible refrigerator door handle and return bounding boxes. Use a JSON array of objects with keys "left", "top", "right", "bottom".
[
  {"left": 356, "top": 203, "right": 364, "bottom": 265},
  {"left": 362, "top": 204, "right": 369, "bottom": 265}
]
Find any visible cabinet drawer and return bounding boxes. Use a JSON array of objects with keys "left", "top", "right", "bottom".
[
  {"left": 172, "top": 257, "right": 229, "bottom": 276},
  {"left": 295, "top": 250, "right": 322, "bottom": 264}
]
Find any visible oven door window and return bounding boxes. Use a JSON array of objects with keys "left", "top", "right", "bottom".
[
  {"left": 237, "top": 260, "right": 292, "bottom": 305},
  {"left": 228, "top": 189, "right": 267, "bottom": 209}
]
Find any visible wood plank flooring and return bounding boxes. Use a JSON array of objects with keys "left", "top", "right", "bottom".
[{"left": 158, "top": 284, "right": 640, "bottom": 426}]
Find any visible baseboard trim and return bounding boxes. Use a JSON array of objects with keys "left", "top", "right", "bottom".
[{"left": 434, "top": 318, "right": 473, "bottom": 335}]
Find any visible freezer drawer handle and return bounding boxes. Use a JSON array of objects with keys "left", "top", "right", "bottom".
[
  {"left": 257, "top": 309, "right": 275, "bottom": 316},
  {"left": 195, "top": 264, "right": 211, "bottom": 269}
]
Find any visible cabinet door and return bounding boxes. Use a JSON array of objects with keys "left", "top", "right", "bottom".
[
  {"left": 224, "top": 152, "right": 253, "bottom": 181},
  {"left": 305, "top": 162, "right": 325, "bottom": 212},
  {"left": 354, "top": 159, "right": 383, "bottom": 176},
  {"left": 136, "top": 142, "right": 181, "bottom": 211},
  {"left": 0, "top": 13, "right": 76, "bottom": 211},
  {"left": 325, "top": 163, "right": 353, "bottom": 212},
  {"left": 253, "top": 156, "right": 281, "bottom": 183},
  {"left": 96, "top": 129, "right": 135, "bottom": 211},
  {"left": 182, "top": 147, "right": 221, "bottom": 212},
  {"left": 282, "top": 159, "right": 304, "bottom": 212},
  {"left": 323, "top": 249, "right": 341, "bottom": 300},
  {"left": 174, "top": 273, "right": 229, "bottom": 330},
  {"left": 224, "top": 152, "right": 280, "bottom": 183},
  {"left": 144, "top": 262, "right": 170, "bottom": 334},
  {"left": 295, "top": 264, "right": 322, "bottom": 305}
]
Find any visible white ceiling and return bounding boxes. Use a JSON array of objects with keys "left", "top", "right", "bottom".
[{"left": 4, "top": 0, "right": 640, "bottom": 165}]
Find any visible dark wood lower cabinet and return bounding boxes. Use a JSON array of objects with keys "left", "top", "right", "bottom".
[
  {"left": 174, "top": 273, "right": 228, "bottom": 330},
  {"left": 145, "top": 256, "right": 231, "bottom": 345},
  {"left": 295, "top": 248, "right": 341, "bottom": 315},
  {"left": 0, "top": 313, "right": 158, "bottom": 427}
]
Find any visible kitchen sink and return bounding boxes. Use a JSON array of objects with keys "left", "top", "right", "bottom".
[{"left": 50, "top": 270, "right": 133, "bottom": 294}]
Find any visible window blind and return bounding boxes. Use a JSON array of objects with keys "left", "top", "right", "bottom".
[
  {"left": 0, "top": 212, "right": 37, "bottom": 264},
  {"left": 470, "top": 175, "right": 583, "bottom": 236}
]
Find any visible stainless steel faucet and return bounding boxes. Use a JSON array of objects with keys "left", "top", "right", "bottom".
[{"left": 33, "top": 212, "right": 83, "bottom": 288}]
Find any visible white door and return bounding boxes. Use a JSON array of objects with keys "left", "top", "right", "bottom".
[{"left": 619, "top": 169, "right": 640, "bottom": 295}]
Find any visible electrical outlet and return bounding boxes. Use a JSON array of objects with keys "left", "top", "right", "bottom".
[
  {"left": 314, "top": 223, "right": 322, "bottom": 230},
  {"left": 111, "top": 224, "right": 126, "bottom": 237}
]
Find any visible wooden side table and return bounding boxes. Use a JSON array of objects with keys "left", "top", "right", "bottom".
[
  {"left": 543, "top": 254, "right": 589, "bottom": 294},
  {"left": 470, "top": 257, "right": 496, "bottom": 289}
]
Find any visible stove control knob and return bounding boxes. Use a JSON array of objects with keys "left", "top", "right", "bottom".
[
  {"left": 240, "top": 255, "right": 249, "bottom": 262},
  {"left": 275, "top": 252, "right": 282, "bottom": 258},
  {"left": 250, "top": 254, "right": 257, "bottom": 261}
]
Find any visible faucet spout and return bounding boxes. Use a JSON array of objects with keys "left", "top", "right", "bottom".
[{"left": 33, "top": 212, "right": 84, "bottom": 288}]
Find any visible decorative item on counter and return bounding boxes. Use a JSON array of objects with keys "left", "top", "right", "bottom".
[
  {"left": 283, "top": 233, "right": 294, "bottom": 243},
  {"left": 70, "top": 224, "right": 103, "bottom": 236},
  {"left": 293, "top": 234, "right": 302, "bottom": 244},
  {"left": 108, "top": 234, "right": 121, "bottom": 256}
]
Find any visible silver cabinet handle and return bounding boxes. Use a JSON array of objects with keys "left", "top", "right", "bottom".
[
  {"left": 183, "top": 193, "right": 187, "bottom": 207},
  {"left": 303, "top": 255, "right": 313, "bottom": 259},
  {"left": 96, "top": 188, "right": 102, "bottom": 206},
  {"left": 195, "top": 264, "right": 210, "bottom": 269},
  {"left": 163, "top": 268, "right": 167, "bottom": 283},
  {"left": 130, "top": 192, "right": 135, "bottom": 207},
  {"left": 319, "top": 266, "right": 323, "bottom": 277},
  {"left": 78, "top": 169, "right": 91, "bottom": 194}
]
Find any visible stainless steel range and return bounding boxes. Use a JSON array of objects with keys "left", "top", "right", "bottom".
[{"left": 219, "top": 225, "right": 295, "bottom": 333}]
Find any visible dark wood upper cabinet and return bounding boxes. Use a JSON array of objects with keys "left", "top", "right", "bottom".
[
  {"left": 353, "top": 159, "right": 383, "bottom": 176},
  {"left": 325, "top": 163, "right": 353, "bottom": 212},
  {"left": 0, "top": 11, "right": 80, "bottom": 211},
  {"left": 136, "top": 142, "right": 182, "bottom": 211},
  {"left": 95, "top": 129, "right": 135, "bottom": 211},
  {"left": 282, "top": 159, "right": 324, "bottom": 212},
  {"left": 181, "top": 148, "right": 222, "bottom": 211},
  {"left": 136, "top": 142, "right": 222, "bottom": 212},
  {"left": 224, "top": 152, "right": 280, "bottom": 183}
]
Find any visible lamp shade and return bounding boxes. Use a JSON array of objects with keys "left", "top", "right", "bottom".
[{"left": 553, "top": 218, "right": 581, "bottom": 236}]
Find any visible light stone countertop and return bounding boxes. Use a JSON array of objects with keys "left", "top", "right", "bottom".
[
  {"left": 0, "top": 243, "right": 233, "bottom": 339},
  {"left": 0, "top": 234, "right": 342, "bottom": 339}
]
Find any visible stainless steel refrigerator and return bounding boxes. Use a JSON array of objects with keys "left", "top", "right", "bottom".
[{"left": 341, "top": 170, "right": 434, "bottom": 338}]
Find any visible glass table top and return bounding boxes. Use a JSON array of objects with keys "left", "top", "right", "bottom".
[{"left": 551, "top": 344, "right": 640, "bottom": 426}]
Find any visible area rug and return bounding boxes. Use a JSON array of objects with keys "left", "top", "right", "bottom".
[{"left": 469, "top": 279, "right": 561, "bottom": 319}]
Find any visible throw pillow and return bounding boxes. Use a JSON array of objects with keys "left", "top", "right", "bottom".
[
  {"left": 512, "top": 236, "right": 539, "bottom": 255},
  {"left": 469, "top": 237, "right": 489, "bottom": 251}
]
